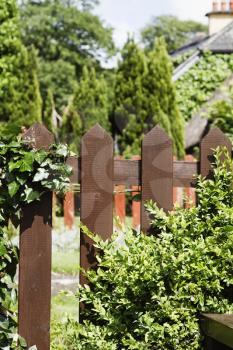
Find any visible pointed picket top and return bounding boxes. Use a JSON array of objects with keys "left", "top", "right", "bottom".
[
  {"left": 141, "top": 124, "right": 173, "bottom": 232},
  {"left": 23, "top": 123, "right": 54, "bottom": 150},
  {"left": 82, "top": 123, "right": 112, "bottom": 143},
  {"left": 80, "top": 122, "right": 114, "bottom": 285},
  {"left": 201, "top": 127, "right": 232, "bottom": 151},
  {"left": 200, "top": 127, "right": 232, "bottom": 178},
  {"left": 143, "top": 125, "right": 172, "bottom": 148}
]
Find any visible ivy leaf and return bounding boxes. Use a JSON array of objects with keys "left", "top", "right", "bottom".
[
  {"left": 33, "top": 168, "right": 50, "bottom": 182},
  {"left": 24, "top": 188, "right": 40, "bottom": 203},
  {"left": 55, "top": 144, "right": 69, "bottom": 157},
  {"left": 35, "top": 150, "right": 47, "bottom": 164},
  {"left": 0, "top": 243, "right": 7, "bottom": 256},
  {"left": 9, "top": 161, "right": 21, "bottom": 172},
  {"left": 19, "top": 153, "right": 35, "bottom": 172},
  {"left": 8, "top": 181, "right": 20, "bottom": 197}
]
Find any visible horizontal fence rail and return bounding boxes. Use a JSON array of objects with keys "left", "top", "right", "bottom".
[{"left": 66, "top": 157, "right": 199, "bottom": 187}]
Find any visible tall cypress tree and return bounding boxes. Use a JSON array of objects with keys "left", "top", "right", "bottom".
[
  {"left": 114, "top": 37, "right": 184, "bottom": 158},
  {"left": 145, "top": 37, "right": 184, "bottom": 158},
  {"left": 43, "top": 88, "right": 55, "bottom": 132},
  {"left": 61, "top": 96, "right": 82, "bottom": 153},
  {"left": 114, "top": 38, "right": 148, "bottom": 156},
  {"left": 61, "top": 66, "right": 110, "bottom": 152},
  {"left": 0, "top": 0, "right": 42, "bottom": 135}
]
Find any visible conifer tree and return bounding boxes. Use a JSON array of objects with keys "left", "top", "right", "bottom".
[
  {"left": 60, "top": 96, "right": 82, "bottom": 153},
  {"left": 145, "top": 37, "right": 184, "bottom": 158},
  {"left": 114, "top": 38, "right": 148, "bottom": 156},
  {"left": 61, "top": 66, "right": 110, "bottom": 152},
  {"left": 114, "top": 37, "right": 184, "bottom": 158},
  {"left": 43, "top": 88, "right": 55, "bottom": 132},
  {"left": 73, "top": 66, "right": 110, "bottom": 132},
  {"left": 0, "top": 0, "right": 42, "bottom": 135}
]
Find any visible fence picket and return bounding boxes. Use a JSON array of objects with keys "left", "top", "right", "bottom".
[
  {"left": 19, "top": 123, "right": 54, "bottom": 350},
  {"left": 200, "top": 128, "right": 232, "bottom": 178},
  {"left": 141, "top": 125, "right": 173, "bottom": 232},
  {"left": 80, "top": 124, "right": 114, "bottom": 285}
]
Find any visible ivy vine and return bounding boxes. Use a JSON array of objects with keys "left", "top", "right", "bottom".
[
  {"left": 0, "top": 136, "right": 72, "bottom": 349},
  {"left": 176, "top": 52, "right": 233, "bottom": 121}
]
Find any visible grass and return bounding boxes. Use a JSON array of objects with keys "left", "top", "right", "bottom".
[
  {"left": 52, "top": 248, "right": 79, "bottom": 275},
  {"left": 51, "top": 293, "right": 79, "bottom": 349}
]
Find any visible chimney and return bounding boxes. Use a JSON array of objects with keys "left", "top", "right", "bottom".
[
  {"left": 221, "top": 1, "right": 227, "bottom": 11},
  {"left": 212, "top": 1, "right": 219, "bottom": 11},
  {"left": 207, "top": 1, "right": 233, "bottom": 35}
]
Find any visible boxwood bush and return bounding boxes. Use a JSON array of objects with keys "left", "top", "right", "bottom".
[{"left": 54, "top": 149, "right": 233, "bottom": 350}]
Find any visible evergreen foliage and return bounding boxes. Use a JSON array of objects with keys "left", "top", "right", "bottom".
[
  {"left": 146, "top": 38, "right": 184, "bottom": 158},
  {"left": 43, "top": 89, "right": 55, "bottom": 133},
  {"left": 61, "top": 66, "right": 110, "bottom": 152},
  {"left": 114, "top": 38, "right": 148, "bottom": 156},
  {"left": 114, "top": 38, "right": 184, "bottom": 158},
  {"left": 0, "top": 0, "right": 42, "bottom": 135}
]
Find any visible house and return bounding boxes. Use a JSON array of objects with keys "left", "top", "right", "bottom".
[{"left": 172, "top": 1, "right": 233, "bottom": 149}]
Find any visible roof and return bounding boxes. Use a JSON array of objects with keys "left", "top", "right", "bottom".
[
  {"left": 172, "top": 20, "right": 233, "bottom": 58},
  {"left": 200, "top": 20, "right": 233, "bottom": 53}
]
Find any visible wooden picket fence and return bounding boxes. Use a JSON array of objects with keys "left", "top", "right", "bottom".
[
  {"left": 63, "top": 154, "right": 196, "bottom": 230},
  {"left": 18, "top": 123, "right": 232, "bottom": 349}
]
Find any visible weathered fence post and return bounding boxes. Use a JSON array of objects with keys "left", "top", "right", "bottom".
[
  {"left": 200, "top": 128, "right": 232, "bottom": 178},
  {"left": 141, "top": 125, "right": 173, "bottom": 232},
  {"left": 132, "top": 155, "right": 141, "bottom": 229},
  {"left": 64, "top": 192, "right": 75, "bottom": 229},
  {"left": 80, "top": 124, "right": 114, "bottom": 285},
  {"left": 18, "top": 124, "right": 54, "bottom": 350},
  {"left": 114, "top": 156, "right": 126, "bottom": 223},
  {"left": 184, "top": 155, "right": 196, "bottom": 208}
]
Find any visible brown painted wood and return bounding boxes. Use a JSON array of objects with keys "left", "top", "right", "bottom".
[
  {"left": 80, "top": 124, "right": 113, "bottom": 284},
  {"left": 114, "top": 159, "right": 141, "bottom": 186},
  {"left": 201, "top": 314, "right": 233, "bottom": 349},
  {"left": 23, "top": 123, "right": 54, "bottom": 150},
  {"left": 141, "top": 125, "right": 173, "bottom": 232},
  {"left": 19, "top": 124, "right": 54, "bottom": 350},
  {"left": 66, "top": 156, "right": 80, "bottom": 184},
  {"left": 69, "top": 158, "right": 198, "bottom": 188},
  {"left": 173, "top": 160, "right": 198, "bottom": 187},
  {"left": 200, "top": 128, "right": 232, "bottom": 178}
]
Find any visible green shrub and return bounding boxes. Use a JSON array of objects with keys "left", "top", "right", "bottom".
[{"left": 54, "top": 149, "right": 233, "bottom": 349}]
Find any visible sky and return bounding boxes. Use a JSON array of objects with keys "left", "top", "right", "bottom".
[{"left": 95, "top": 0, "right": 211, "bottom": 47}]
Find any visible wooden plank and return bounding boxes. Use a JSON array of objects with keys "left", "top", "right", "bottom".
[
  {"left": 184, "top": 155, "right": 196, "bottom": 208},
  {"left": 69, "top": 158, "right": 199, "bottom": 188},
  {"left": 201, "top": 314, "right": 233, "bottom": 349},
  {"left": 114, "top": 159, "right": 141, "bottom": 186},
  {"left": 200, "top": 128, "right": 232, "bottom": 178},
  {"left": 67, "top": 156, "right": 80, "bottom": 184},
  {"left": 19, "top": 123, "right": 54, "bottom": 350},
  {"left": 64, "top": 192, "right": 75, "bottom": 229},
  {"left": 80, "top": 124, "right": 114, "bottom": 285},
  {"left": 173, "top": 161, "right": 198, "bottom": 187},
  {"left": 132, "top": 156, "right": 141, "bottom": 229},
  {"left": 141, "top": 125, "right": 173, "bottom": 232},
  {"left": 114, "top": 156, "right": 125, "bottom": 223}
]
